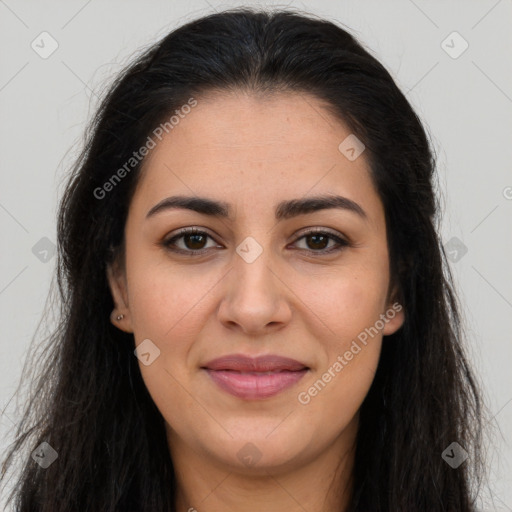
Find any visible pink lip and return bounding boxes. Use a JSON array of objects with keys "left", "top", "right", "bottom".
[{"left": 202, "top": 354, "right": 309, "bottom": 400}]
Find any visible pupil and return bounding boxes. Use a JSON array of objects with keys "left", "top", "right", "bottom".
[
  {"left": 308, "top": 234, "right": 328, "bottom": 250},
  {"left": 186, "top": 234, "right": 205, "bottom": 249}
]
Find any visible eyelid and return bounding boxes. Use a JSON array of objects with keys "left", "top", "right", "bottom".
[{"left": 292, "top": 226, "right": 348, "bottom": 242}]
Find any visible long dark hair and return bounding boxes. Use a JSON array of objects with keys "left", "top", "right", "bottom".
[{"left": 1, "top": 7, "right": 485, "bottom": 511}]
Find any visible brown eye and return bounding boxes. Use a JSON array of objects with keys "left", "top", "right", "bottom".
[
  {"left": 162, "top": 227, "right": 349, "bottom": 256},
  {"left": 305, "top": 233, "right": 330, "bottom": 250},
  {"left": 182, "top": 232, "right": 207, "bottom": 250},
  {"left": 293, "top": 230, "right": 349, "bottom": 254},
  {"left": 163, "top": 228, "right": 218, "bottom": 254}
]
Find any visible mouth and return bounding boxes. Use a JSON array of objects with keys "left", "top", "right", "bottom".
[{"left": 201, "top": 354, "right": 309, "bottom": 400}]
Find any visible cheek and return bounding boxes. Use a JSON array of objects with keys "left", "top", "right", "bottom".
[
  {"left": 300, "top": 338, "right": 381, "bottom": 439},
  {"left": 296, "top": 262, "right": 389, "bottom": 344},
  {"left": 296, "top": 277, "right": 384, "bottom": 439},
  {"left": 126, "top": 263, "right": 208, "bottom": 424},
  {"left": 293, "top": 262, "right": 387, "bottom": 410},
  {"left": 310, "top": 276, "right": 384, "bottom": 385},
  {"left": 126, "top": 255, "right": 212, "bottom": 343}
]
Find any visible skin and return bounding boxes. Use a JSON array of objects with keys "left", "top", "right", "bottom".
[{"left": 107, "top": 90, "right": 405, "bottom": 512}]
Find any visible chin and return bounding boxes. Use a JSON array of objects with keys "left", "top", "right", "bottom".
[{"left": 202, "top": 428, "right": 313, "bottom": 472}]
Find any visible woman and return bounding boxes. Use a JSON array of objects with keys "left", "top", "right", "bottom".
[{"left": 1, "top": 7, "right": 485, "bottom": 511}]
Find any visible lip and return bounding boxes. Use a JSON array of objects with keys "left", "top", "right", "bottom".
[
  {"left": 202, "top": 354, "right": 309, "bottom": 400},
  {"left": 203, "top": 354, "right": 308, "bottom": 372}
]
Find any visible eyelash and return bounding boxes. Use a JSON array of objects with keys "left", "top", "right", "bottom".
[{"left": 161, "top": 227, "right": 350, "bottom": 256}]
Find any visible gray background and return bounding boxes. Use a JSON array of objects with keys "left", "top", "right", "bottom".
[{"left": 1, "top": 0, "right": 511, "bottom": 509}]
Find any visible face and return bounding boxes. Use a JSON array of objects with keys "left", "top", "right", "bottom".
[{"left": 108, "top": 90, "right": 404, "bottom": 475}]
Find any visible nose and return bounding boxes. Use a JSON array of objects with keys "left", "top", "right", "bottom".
[{"left": 217, "top": 244, "right": 292, "bottom": 337}]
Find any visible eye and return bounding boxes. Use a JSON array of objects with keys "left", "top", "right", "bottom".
[
  {"left": 162, "top": 227, "right": 220, "bottom": 255},
  {"left": 161, "top": 227, "right": 349, "bottom": 256},
  {"left": 291, "top": 228, "right": 349, "bottom": 254}
]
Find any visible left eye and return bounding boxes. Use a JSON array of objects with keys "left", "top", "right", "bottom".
[
  {"left": 293, "top": 230, "right": 349, "bottom": 253},
  {"left": 162, "top": 228, "right": 348, "bottom": 255}
]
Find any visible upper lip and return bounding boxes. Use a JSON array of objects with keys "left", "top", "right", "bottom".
[{"left": 202, "top": 354, "right": 308, "bottom": 372}]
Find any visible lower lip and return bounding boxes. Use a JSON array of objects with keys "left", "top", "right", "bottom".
[{"left": 204, "top": 369, "right": 308, "bottom": 400}]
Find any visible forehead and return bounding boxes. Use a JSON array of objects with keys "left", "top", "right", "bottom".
[
  {"left": 132, "top": 90, "right": 383, "bottom": 226},
  {"left": 146, "top": 90, "right": 358, "bottom": 162}
]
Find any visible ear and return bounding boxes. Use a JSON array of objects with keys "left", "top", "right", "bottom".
[
  {"left": 382, "top": 283, "right": 405, "bottom": 336},
  {"left": 106, "top": 259, "right": 133, "bottom": 333}
]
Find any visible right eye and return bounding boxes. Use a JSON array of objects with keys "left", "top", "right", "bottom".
[{"left": 162, "top": 227, "right": 222, "bottom": 255}]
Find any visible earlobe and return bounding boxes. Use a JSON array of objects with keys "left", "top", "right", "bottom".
[
  {"left": 381, "top": 279, "right": 405, "bottom": 336},
  {"left": 106, "top": 263, "right": 133, "bottom": 333},
  {"left": 382, "top": 301, "right": 405, "bottom": 336}
]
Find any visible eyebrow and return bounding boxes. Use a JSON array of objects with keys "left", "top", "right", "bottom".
[{"left": 146, "top": 194, "right": 367, "bottom": 221}]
